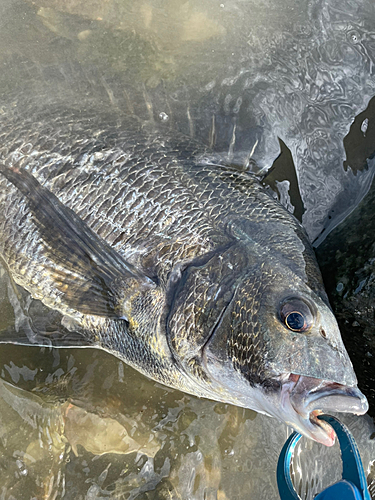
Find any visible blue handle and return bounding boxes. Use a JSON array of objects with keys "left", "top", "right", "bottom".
[
  {"left": 277, "top": 431, "right": 303, "bottom": 500},
  {"left": 315, "top": 480, "right": 363, "bottom": 500},
  {"left": 276, "top": 415, "right": 371, "bottom": 500}
]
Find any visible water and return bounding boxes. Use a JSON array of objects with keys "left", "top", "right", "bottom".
[
  {"left": 0, "top": 331, "right": 373, "bottom": 499},
  {"left": 0, "top": 0, "right": 375, "bottom": 498}
]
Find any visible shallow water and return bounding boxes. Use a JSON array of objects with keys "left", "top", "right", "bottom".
[
  {"left": 0, "top": 318, "right": 374, "bottom": 499},
  {"left": 0, "top": 0, "right": 375, "bottom": 498}
]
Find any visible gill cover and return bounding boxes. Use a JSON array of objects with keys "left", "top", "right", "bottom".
[{"left": 167, "top": 244, "right": 250, "bottom": 383}]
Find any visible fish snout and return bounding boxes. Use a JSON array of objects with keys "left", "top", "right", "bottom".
[{"left": 282, "top": 374, "right": 368, "bottom": 446}]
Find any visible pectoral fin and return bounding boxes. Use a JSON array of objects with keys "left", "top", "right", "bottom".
[{"left": 0, "top": 163, "right": 155, "bottom": 319}]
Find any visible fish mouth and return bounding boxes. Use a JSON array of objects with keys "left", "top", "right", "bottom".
[{"left": 279, "top": 374, "right": 369, "bottom": 446}]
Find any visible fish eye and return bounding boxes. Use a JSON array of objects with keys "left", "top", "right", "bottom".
[{"left": 279, "top": 299, "right": 313, "bottom": 333}]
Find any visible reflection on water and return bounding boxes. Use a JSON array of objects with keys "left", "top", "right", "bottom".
[{"left": 0, "top": 0, "right": 375, "bottom": 498}]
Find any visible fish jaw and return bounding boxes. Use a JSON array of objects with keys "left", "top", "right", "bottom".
[
  {"left": 202, "top": 336, "right": 368, "bottom": 446},
  {"left": 273, "top": 374, "right": 369, "bottom": 446}
]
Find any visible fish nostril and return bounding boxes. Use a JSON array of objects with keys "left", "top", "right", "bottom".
[{"left": 320, "top": 328, "right": 327, "bottom": 338}]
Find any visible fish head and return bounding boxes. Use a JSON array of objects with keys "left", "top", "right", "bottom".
[
  {"left": 202, "top": 261, "right": 368, "bottom": 445},
  {"left": 168, "top": 234, "right": 368, "bottom": 446}
]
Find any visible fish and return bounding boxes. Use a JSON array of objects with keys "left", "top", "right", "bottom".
[{"left": 0, "top": 95, "right": 368, "bottom": 447}]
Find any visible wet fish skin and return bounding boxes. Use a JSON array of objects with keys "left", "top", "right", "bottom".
[{"left": 0, "top": 98, "right": 368, "bottom": 444}]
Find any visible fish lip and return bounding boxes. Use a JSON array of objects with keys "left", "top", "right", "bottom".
[
  {"left": 305, "top": 409, "right": 337, "bottom": 446},
  {"left": 280, "top": 374, "right": 369, "bottom": 446}
]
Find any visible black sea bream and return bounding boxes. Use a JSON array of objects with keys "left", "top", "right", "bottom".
[{"left": 0, "top": 97, "right": 368, "bottom": 446}]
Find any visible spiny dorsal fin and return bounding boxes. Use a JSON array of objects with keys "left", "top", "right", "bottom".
[{"left": 0, "top": 163, "right": 155, "bottom": 319}]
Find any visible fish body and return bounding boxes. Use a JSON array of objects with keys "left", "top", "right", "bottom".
[{"left": 0, "top": 97, "right": 368, "bottom": 445}]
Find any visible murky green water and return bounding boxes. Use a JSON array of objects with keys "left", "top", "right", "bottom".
[{"left": 0, "top": 1, "right": 375, "bottom": 498}]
